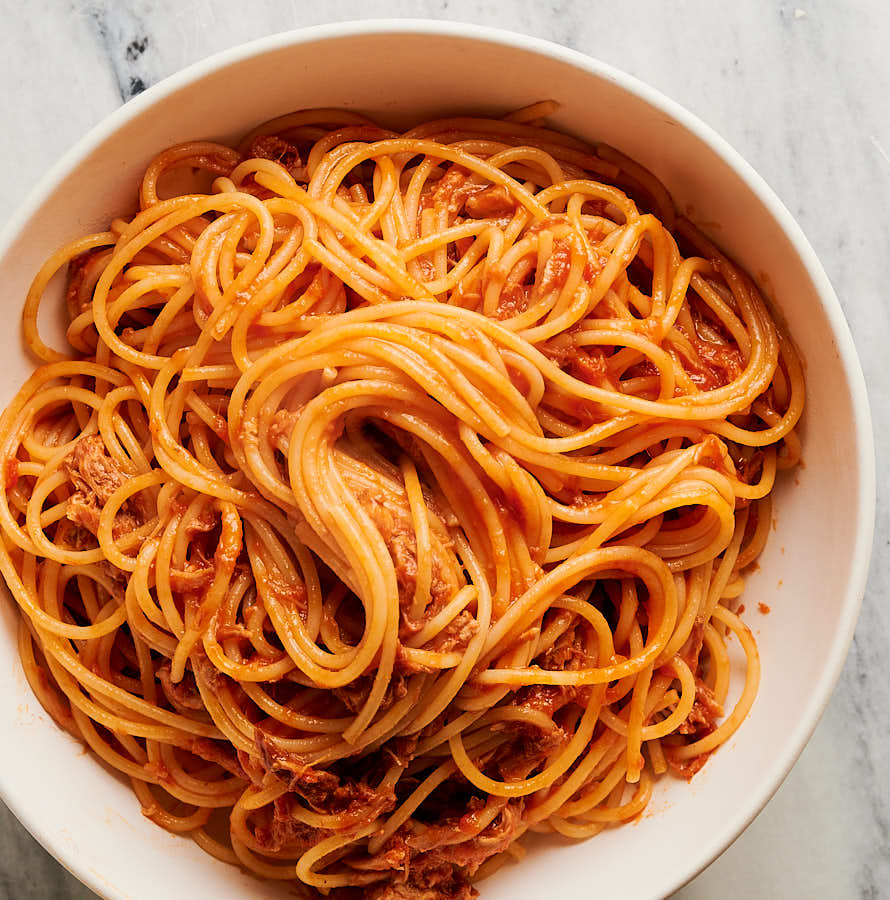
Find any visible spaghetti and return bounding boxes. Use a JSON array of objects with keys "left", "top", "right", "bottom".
[{"left": 0, "top": 104, "right": 803, "bottom": 899}]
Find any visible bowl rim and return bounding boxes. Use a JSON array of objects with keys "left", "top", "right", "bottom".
[{"left": 0, "top": 18, "right": 876, "bottom": 900}]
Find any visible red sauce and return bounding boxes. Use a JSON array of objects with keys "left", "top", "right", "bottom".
[
  {"left": 3, "top": 457, "right": 18, "bottom": 491},
  {"left": 538, "top": 238, "right": 573, "bottom": 294}
]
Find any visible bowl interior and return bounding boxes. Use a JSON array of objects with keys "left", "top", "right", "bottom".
[{"left": 0, "top": 23, "right": 872, "bottom": 900}]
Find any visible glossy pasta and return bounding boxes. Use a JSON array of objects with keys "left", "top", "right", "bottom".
[{"left": 0, "top": 103, "right": 803, "bottom": 899}]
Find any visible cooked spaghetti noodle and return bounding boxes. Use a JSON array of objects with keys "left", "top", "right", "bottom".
[{"left": 0, "top": 104, "right": 803, "bottom": 899}]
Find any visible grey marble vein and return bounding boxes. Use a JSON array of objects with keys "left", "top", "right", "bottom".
[
  {"left": 0, "top": 1, "right": 888, "bottom": 898},
  {"left": 82, "top": 3, "right": 155, "bottom": 100}
]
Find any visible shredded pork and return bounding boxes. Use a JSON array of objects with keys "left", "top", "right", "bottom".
[{"left": 63, "top": 435, "right": 141, "bottom": 538}]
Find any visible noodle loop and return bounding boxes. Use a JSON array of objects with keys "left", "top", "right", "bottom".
[{"left": 0, "top": 105, "right": 803, "bottom": 899}]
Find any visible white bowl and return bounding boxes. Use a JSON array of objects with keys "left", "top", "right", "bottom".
[{"left": 0, "top": 20, "right": 874, "bottom": 900}]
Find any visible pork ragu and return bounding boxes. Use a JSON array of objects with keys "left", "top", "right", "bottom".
[{"left": 0, "top": 105, "right": 802, "bottom": 898}]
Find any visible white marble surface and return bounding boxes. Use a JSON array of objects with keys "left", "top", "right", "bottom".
[{"left": 0, "top": 1, "right": 887, "bottom": 897}]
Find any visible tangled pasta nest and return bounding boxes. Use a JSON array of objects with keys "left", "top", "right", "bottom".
[{"left": 0, "top": 104, "right": 803, "bottom": 898}]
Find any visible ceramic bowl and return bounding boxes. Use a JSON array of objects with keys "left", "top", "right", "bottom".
[{"left": 0, "top": 20, "right": 874, "bottom": 900}]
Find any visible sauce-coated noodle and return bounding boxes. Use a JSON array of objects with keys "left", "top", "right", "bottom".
[{"left": 0, "top": 104, "right": 803, "bottom": 899}]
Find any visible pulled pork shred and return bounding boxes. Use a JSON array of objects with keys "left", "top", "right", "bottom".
[{"left": 64, "top": 434, "right": 141, "bottom": 538}]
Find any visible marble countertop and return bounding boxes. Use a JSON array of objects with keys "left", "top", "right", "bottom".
[{"left": 1, "top": 1, "right": 888, "bottom": 898}]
